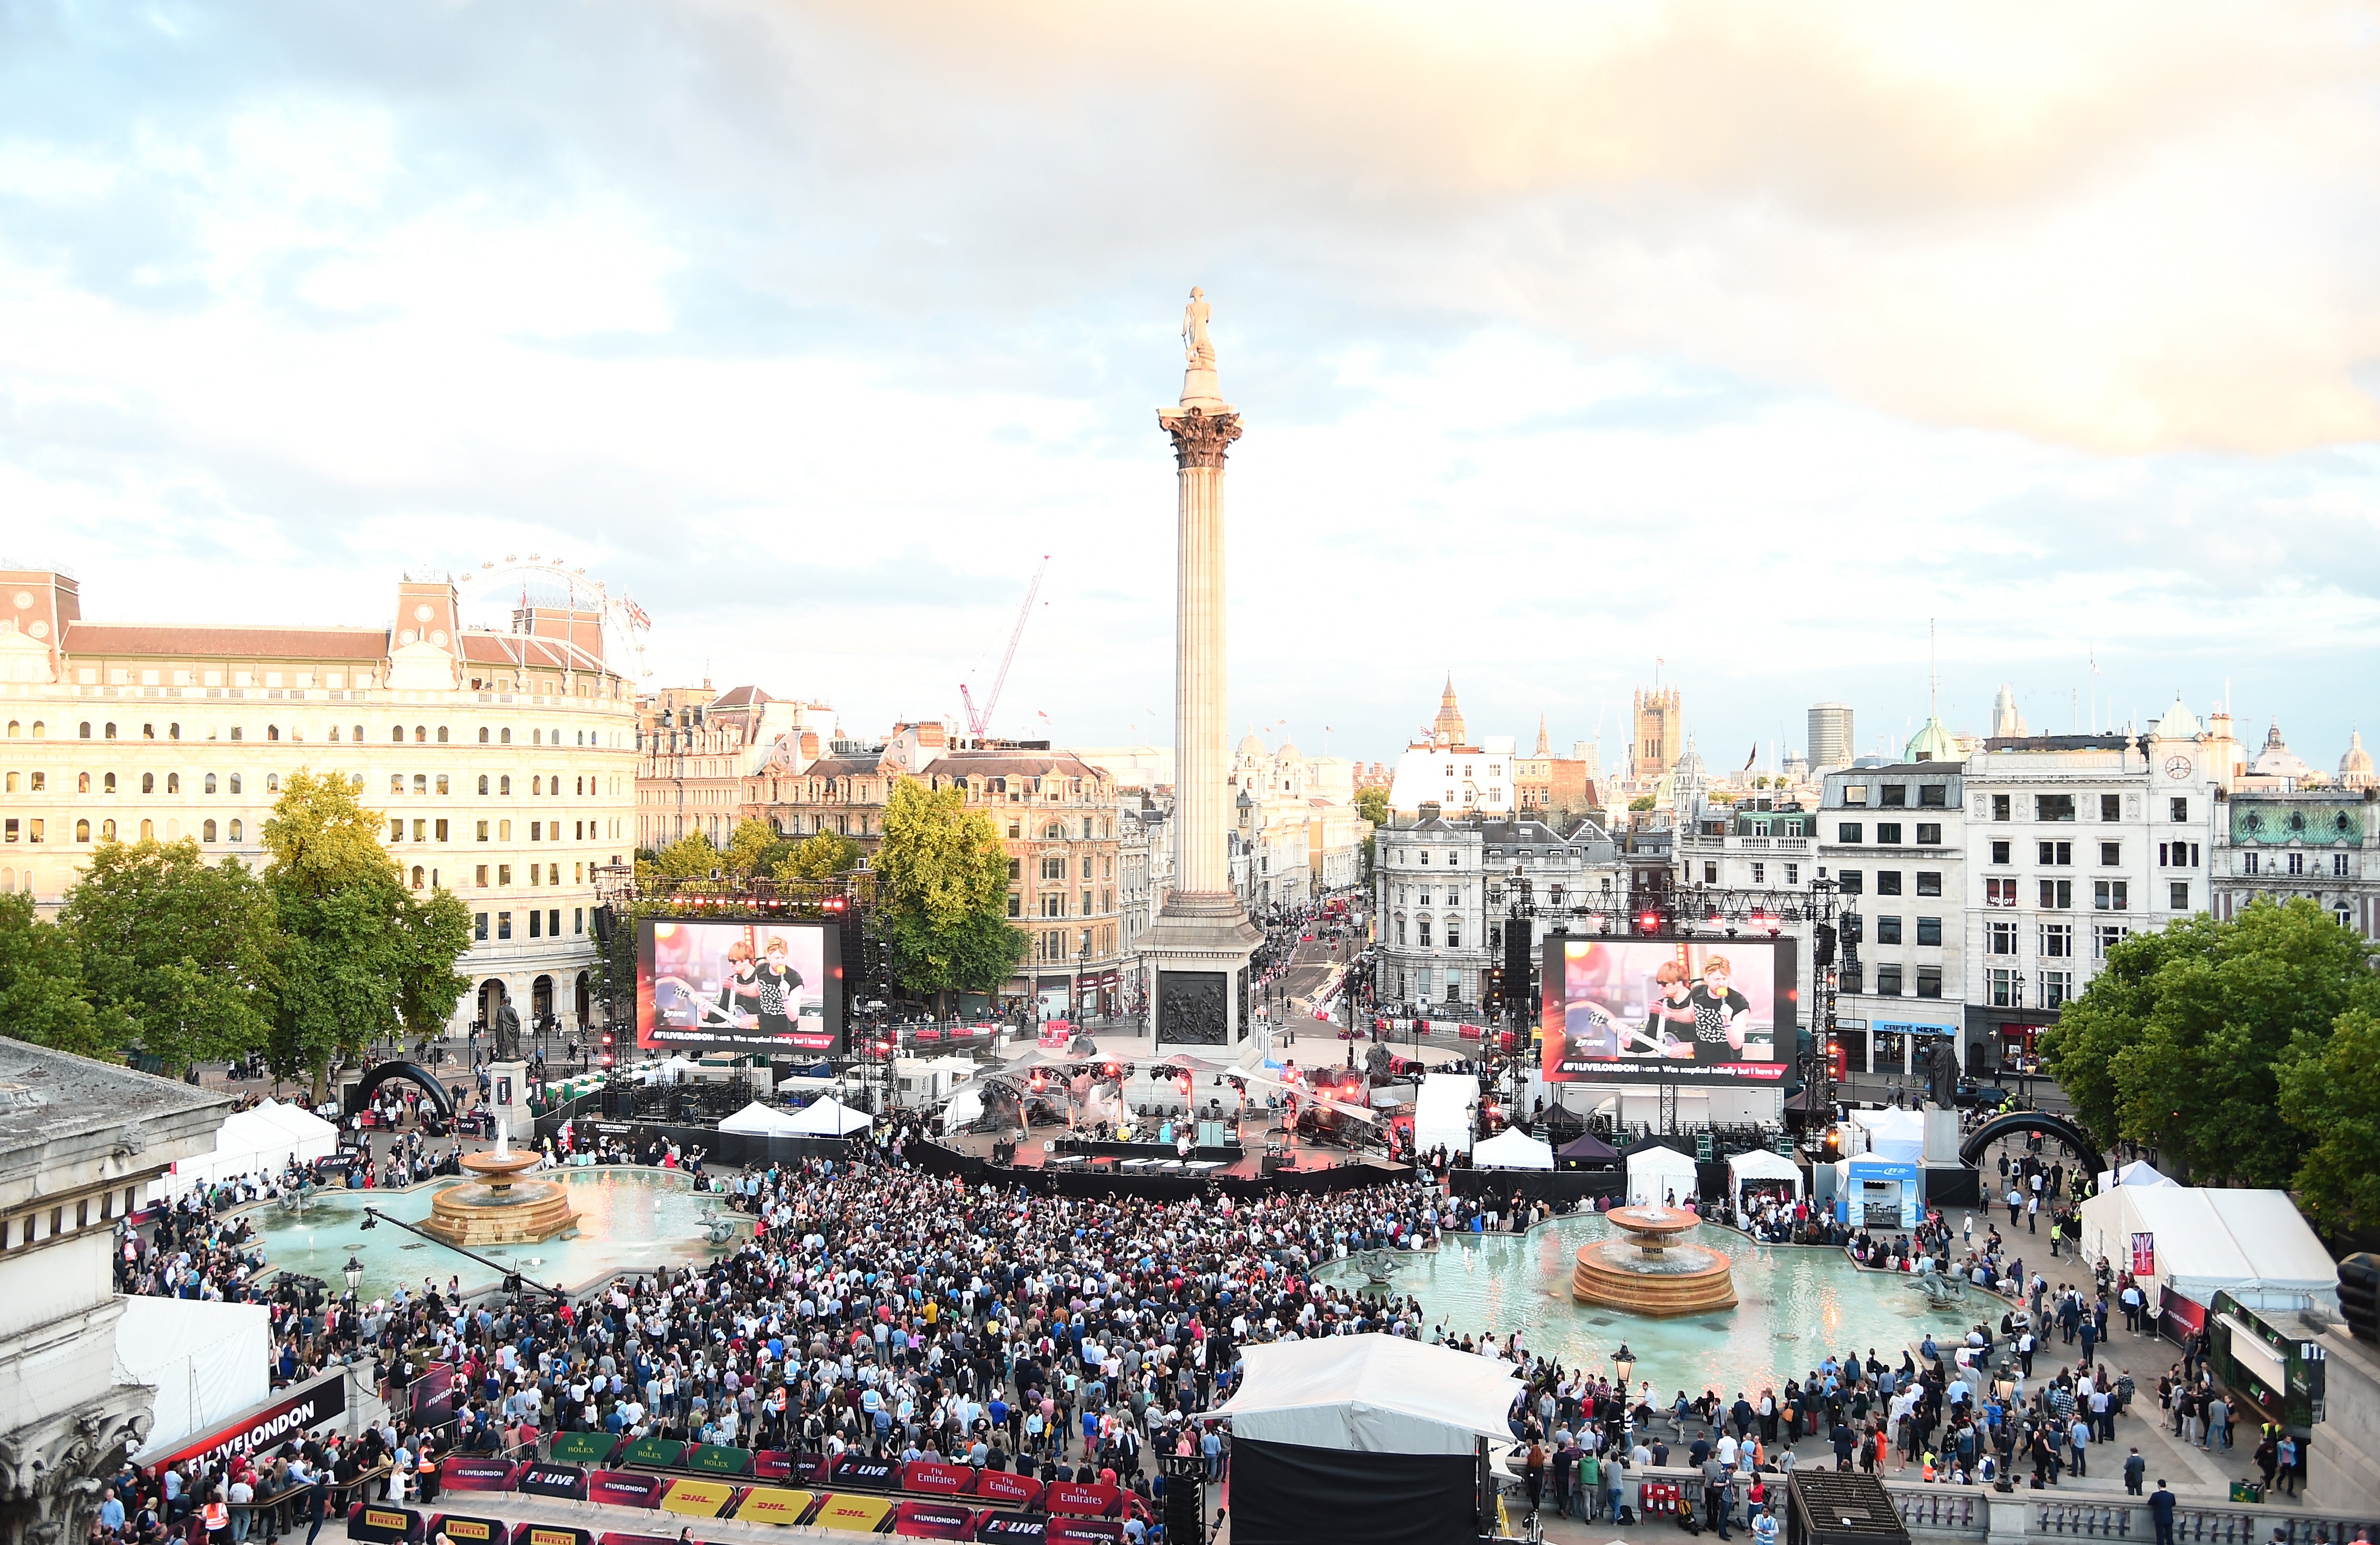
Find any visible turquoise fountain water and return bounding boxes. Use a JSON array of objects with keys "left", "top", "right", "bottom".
[
  {"left": 251, "top": 1168, "right": 742, "bottom": 1300},
  {"left": 1316, "top": 1213, "right": 1993, "bottom": 1402}
]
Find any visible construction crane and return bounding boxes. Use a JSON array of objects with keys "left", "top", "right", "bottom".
[{"left": 960, "top": 555, "right": 1050, "bottom": 738}]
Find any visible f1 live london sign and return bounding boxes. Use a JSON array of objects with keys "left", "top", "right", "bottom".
[{"left": 157, "top": 1369, "right": 348, "bottom": 1467}]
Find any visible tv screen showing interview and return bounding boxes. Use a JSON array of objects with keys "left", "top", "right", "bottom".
[
  {"left": 636, "top": 917, "right": 843, "bottom": 1054},
  {"left": 1539, "top": 936, "right": 1796, "bottom": 1086}
]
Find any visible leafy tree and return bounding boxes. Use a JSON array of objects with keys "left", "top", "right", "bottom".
[
  {"left": 1628, "top": 794, "right": 1656, "bottom": 811},
  {"left": 260, "top": 770, "right": 471, "bottom": 1093},
  {"left": 1353, "top": 787, "right": 1390, "bottom": 828},
  {"left": 777, "top": 829, "right": 861, "bottom": 884},
  {"left": 0, "top": 891, "right": 123, "bottom": 1060},
  {"left": 2042, "top": 897, "right": 2377, "bottom": 1186},
  {"left": 2280, "top": 1007, "right": 2380, "bottom": 1234},
  {"left": 873, "top": 779, "right": 1026, "bottom": 1011},
  {"left": 651, "top": 831, "right": 723, "bottom": 880},
  {"left": 722, "top": 818, "right": 781, "bottom": 877},
  {"left": 59, "top": 839, "right": 279, "bottom": 1076}
]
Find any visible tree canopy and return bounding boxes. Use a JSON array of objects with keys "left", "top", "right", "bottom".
[
  {"left": 777, "top": 829, "right": 862, "bottom": 884},
  {"left": 873, "top": 779, "right": 1025, "bottom": 1005},
  {"left": 2043, "top": 896, "right": 2380, "bottom": 1200},
  {"left": 0, "top": 891, "right": 121, "bottom": 1061},
  {"left": 1353, "top": 786, "right": 1390, "bottom": 828}
]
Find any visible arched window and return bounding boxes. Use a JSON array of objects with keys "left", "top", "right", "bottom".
[
  {"left": 392, "top": 725, "right": 405, "bottom": 743},
  {"left": 411, "top": 865, "right": 426, "bottom": 890},
  {"left": 204, "top": 773, "right": 217, "bottom": 794},
  {"left": 168, "top": 723, "right": 179, "bottom": 740},
  {"left": 266, "top": 725, "right": 279, "bottom": 741},
  {"left": 141, "top": 723, "right": 154, "bottom": 740},
  {"left": 100, "top": 819, "right": 115, "bottom": 841},
  {"left": 1046, "top": 822, "right": 1066, "bottom": 839},
  {"left": 532, "top": 776, "right": 543, "bottom": 795},
  {"left": 328, "top": 725, "right": 341, "bottom": 742},
  {"left": 103, "top": 722, "right": 116, "bottom": 740},
  {"left": 229, "top": 725, "right": 241, "bottom": 741},
  {"left": 5, "top": 720, "right": 17, "bottom": 737},
  {"left": 500, "top": 775, "right": 511, "bottom": 795},
  {"left": 500, "top": 728, "right": 511, "bottom": 745},
  {"left": 412, "top": 774, "right": 427, "bottom": 795},
  {"left": 141, "top": 772, "right": 155, "bottom": 794},
  {"left": 349, "top": 774, "right": 364, "bottom": 791},
  {"left": 533, "top": 728, "right": 543, "bottom": 746},
  {"left": 266, "top": 773, "right": 278, "bottom": 792},
  {"left": 26, "top": 772, "right": 40, "bottom": 792},
  {"left": 75, "top": 819, "right": 89, "bottom": 843},
  {"left": 436, "top": 726, "right": 449, "bottom": 743},
  {"left": 166, "top": 772, "right": 180, "bottom": 794},
  {"left": 139, "top": 819, "right": 153, "bottom": 841},
  {"left": 2, "top": 774, "right": 14, "bottom": 792},
  {"left": 76, "top": 773, "right": 89, "bottom": 793},
  {"left": 478, "top": 727, "right": 490, "bottom": 744},
  {"left": 390, "top": 774, "right": 405, "bottom": 794},
  {"left": 29, "top": 721, "right": 42, "bottom": 738},
  {"left": 228, "top": 773, "right": 240, "bottom": 795},
  {"left": 352, "top": 725, "right": 364, "bottom": 742},
  {"left": 477, "top": 774, "right": 489, "bottom": 795},
  {"left": 202, "top": 819, "right": 218, "bottom": 842},
  {"left": 103, "top": 773, "right": 116, "bottom": 794},
  {"left": 435, "top": 774, "right": 448, "bottom": 795},
  {"left": 414, "top": 725, "right": 426, "bottom": 743},
  {"left": 78, "top": 722, "right": 90, "bottom": 739},
  {"left": 575, "top": 776, "right": 584, "bottom": 795},
  {"left": 227, "top": 818, "right": 242, "bottom": 842}
]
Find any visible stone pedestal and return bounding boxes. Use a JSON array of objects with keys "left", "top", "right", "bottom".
[
  {"left": 1148, "top": 302, "right": 1259, "bottom": 1055},
  {"left": 1923, "top": 1105, "right": 1963, "bottom": 1164},
  {"left": 486, "top": 1059, "right": 534, "bottom": 1142}
]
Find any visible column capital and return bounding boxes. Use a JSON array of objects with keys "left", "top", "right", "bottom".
[{"left": 1157, "top": 406, "right": 1242, "bottom": 470}]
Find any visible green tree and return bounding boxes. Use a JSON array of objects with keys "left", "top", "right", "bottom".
[
  {"left": 2280, "top": 1007, "right": 2380, "bottom": 1234},
  {"left": 0, "top": 891, "right": 124, "bottom": 1060},
  {"left": 651, "top": 830, "right": 723, "bottom": 880},
  {"left": 1628, "top": 794, "right": 1656, "bottom": 811},
  {"left": 722, "top": 818, "right": 781, "bottom": 877},
  {"left": 1354, "top": 787, "right": 1390, "bottom": 828},
  {"left": 873, "top": 779, "right": 1026, "bottom": 1010},
  {"left": 2042, "top": 897, "right": 2377, "bottom": 1186},
  {"left": 260, "top": 770, "right": 472, "bottom": 1093},
  {"left": 59, "top": 839, "right": 279, "bottom": 1076},
  {"left": 777, "top": 829, "right": 861, "bottom": 884}
]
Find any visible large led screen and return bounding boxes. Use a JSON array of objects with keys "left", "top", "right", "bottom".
[
  {"left": 1539, "top": 936, "right": 1796, "bottom": 1086},
  {"left": 637, "top": 917, "right": 842, "bottom": 1053}
]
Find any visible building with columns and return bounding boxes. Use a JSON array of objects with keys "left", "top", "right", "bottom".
[{"left": 0, "top": 568, "right": 637, "bottom": 1040}]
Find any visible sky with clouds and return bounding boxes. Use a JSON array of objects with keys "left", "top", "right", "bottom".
[{"left": 5, "top": 0, "right": 2378, "bottom": 771}]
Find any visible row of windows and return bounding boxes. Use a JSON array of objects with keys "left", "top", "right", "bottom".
[
  {"left": 2241, "top": 851, "right": 2350, "bottom": 876},
  {"left": 1983, "top": 968, "right": 2075, "bottom": 1010},
  {"left": 1029, "top": 926, "right": 1118, "bottom": 962},
  {"left": 1843, "top": 965, "right": 1944, "bottom": 997},
  {"left": 4, "top": 770, "right": 273, "bottom": 795},
  {"left": 1981, "top": 877, "right": 2190, "bottom": 911},
  {"left": 1840, "top": 782, "right": 1950, "bottom": 809},
  {"left": 1983, "top": 920, "right": 2131, "bottom": 958},
  {"left": 2, "top": 817, "right": 237, "bottom": 844},
  {"left": 389, "top": 817, "right": 601, "bottom": 843},
  {"left": 1983, "top": 793, "right": 2189, "bottom": 823},
  {"left": 1835, "top": 869, "right": 1942, "bottom": 897},
  {"left": 1, "top": 719, "right": 613, "bottom": 747},
  {"left": 1004, "top": 888, "right": 1118, "bottom": 919},
  {"left": 1836, "top": 823, "right": 1943, "bottom": 846},
  {"left": 470, "top": 907, "right": 584, "bottom": 943}
]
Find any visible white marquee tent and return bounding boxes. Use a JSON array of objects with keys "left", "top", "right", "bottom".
[
  {"left": 1846, "top": 1107, "right": 1924, "bottom": 1163},
  {"left": 118, "top": 1297, "right": 270, "bottom": 1460},
  {"left": 1215, "top": 1333, "right": 1523, "bottom": 1453},
  {"left": 2079, "top": 1185, "right": 2338, "bottom": 1312},
  {"left": 1471, "top": 1128, "right": 1554, "bottom": 1170},
  {"left": 1412, "top": 1074, "right": 1477, "bottom": 1156},
  {"left": 717, "top": 1101, "right": 807, "bottom": 1136},
  {"left": 167, "top": 1098, "right": 339, "bottom": 1195},
  {"left": 1626, "top": 1144, "right": 1700, "bottom": 1205},
  {"left": 1726, "top": 1147, "right": 1805, "bottom": 1198},
  {"left": 2096, "top": 1159, "right": 2176, "bottom": 1190},
  {"left": 783, "top": 1096, "right": 875, "bottom": 1136}
]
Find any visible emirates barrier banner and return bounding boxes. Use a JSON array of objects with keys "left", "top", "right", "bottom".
[
  {"left": 157, "top": 1369, "right": 348, "bottom": 1467},
  {"left": 1044, "top": 1481, "right": 1121, "bottom": 1518},
  {"left": 900, "top": 1460, "right": 975, "bottom": 1495},
  {"left": 974, "top": 1471, "right": 1041, "bottom": 1507}
]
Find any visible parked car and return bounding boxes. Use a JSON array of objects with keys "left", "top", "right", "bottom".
[{"left": 1954, "top": 1078, "right": 2012, "bottom": 1110}]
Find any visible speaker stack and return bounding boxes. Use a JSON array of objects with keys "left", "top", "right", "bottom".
[{"left": 1162, "top": 1453, "right": 1206, "bottom": 1545}]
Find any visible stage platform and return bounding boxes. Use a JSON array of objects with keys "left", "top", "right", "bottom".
[{"left": 925, "top": 1128, "right": 1412, "bottom": 1197}]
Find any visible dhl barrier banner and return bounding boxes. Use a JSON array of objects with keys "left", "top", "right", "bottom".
[
  {"left": 734, "top": 1488, "right": 817, "bottom": 1528},
  {"left": 660, "top": 1479, "right": 737, "bottom": 1518},
  {"left": 812, "top": 1494, "right": 894, "bottom": 1533}
]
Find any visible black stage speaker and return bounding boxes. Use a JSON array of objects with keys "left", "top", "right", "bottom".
[
  {"left": 1163, "top": 1453, "right": 1206, "bottom": 1545},
  {"left": 993, "top": 1139, "right": 1017, "bottom": 1165}
]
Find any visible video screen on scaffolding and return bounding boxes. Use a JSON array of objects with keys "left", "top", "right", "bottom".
[
  {"left": 636, "top": 917, "right": 843, "bottom": 1054},
  {"left": 1539, "top": 935, "right": 1796, "bottom": 1086}
]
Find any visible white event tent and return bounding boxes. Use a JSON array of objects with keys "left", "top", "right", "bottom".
[
  {"left": 1726, "top": 1147, "right": 1805, "bottom": 1198},
  {"left": 1845, "top": 1107, "right": 1924, "bottom": 1162},
  {"left": 167, "top": 1098, "right": 339, "bottom": 1195},
  {"left": 717, "top": 1101, "right": 807, "bottom": 1137},
  {"left": 783, "top": 1096, "right": 875, "bottom": 1136},
  {"left": 1626, "top": 1144, "right": 1700, "bottom": 1205},
  {"left": 1471, "top": 1128, "right": 1554, "bottom": 1170},
  {"left": 2078, "top": 1186, "right": 2338, "bottom": 1312}
]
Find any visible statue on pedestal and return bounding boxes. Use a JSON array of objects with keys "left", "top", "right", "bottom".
[
  {"left": 1182, "top": 287, "right": 1214, "bottom": 369},
  {"left": 493, "top": 1001, "right": 522, "bottom": 1063}
]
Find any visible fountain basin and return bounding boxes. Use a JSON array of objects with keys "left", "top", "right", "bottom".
[
  {"left": 421, "top": 1150, "right": 578, "bottom": 1246},
  {"left": 1571, "top": 1204, "right": 1737, "bottom": 1316}
]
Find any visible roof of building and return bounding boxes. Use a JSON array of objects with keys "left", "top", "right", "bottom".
[
  {"left": 63, "top": 622, "right": 390, "bottom": 660},
  {"left": 2251, "top": 719, "right": 2311, "bottom": 780},
  {"left": 924, "top": 749, "right": 1105, "bottom": 780},
  {"left": 0, "top": 1037, "right": 230, "bottom": 1172},
  {"left": 709, "top": 684, "right": 774, "bottom": 709},
  {"left": 2344, "top": 730, "right": 2373, "bottom": 776},
  {"left": 2150, "top": 697, "right": 2202, "bottom": 741},
  {"left": 1904, "top": 716, "right": 1961, "bottom": 763}
]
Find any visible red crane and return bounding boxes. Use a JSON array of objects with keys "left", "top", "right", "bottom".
[{"left": 960, "top": 555, "right": 1050, "bottom": 738}]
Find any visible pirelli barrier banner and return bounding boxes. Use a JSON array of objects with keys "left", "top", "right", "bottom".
[
  {"left": 156, "top": 1369, "right": 349, "bottom": 1467},
  {"left": 346, "top": 1505, "right": 419, "bottom": 1544},
  {"left": 424, "top": 1516, "right": 507, "bottom": 1545},
  {"left": 509, "top": 1525, "right": 594, "bottom": 1545}
]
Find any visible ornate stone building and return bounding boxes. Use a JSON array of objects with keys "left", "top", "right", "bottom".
[
  {"left": 0, "top": 1041, "right": 229, "bottom": 1545},
  {"left": 0, "top": 568, "right": 638, "bottom": 1040}
]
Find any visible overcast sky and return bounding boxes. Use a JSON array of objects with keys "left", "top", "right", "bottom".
[{"left": 6, "top": 1, "right": 2378, "bottom": 771}]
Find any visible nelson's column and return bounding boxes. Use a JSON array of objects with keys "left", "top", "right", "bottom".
[{"left": 1144, "top": 287, "right": 1262, "bottom": 1051}]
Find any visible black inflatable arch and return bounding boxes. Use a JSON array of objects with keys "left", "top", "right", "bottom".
[
  {"left": 1957, "top": 1110, "right": 2103, "bottom": 1181},
  {"left": 345, "top": 1061, "right": 457, "bottom": 1121}
]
